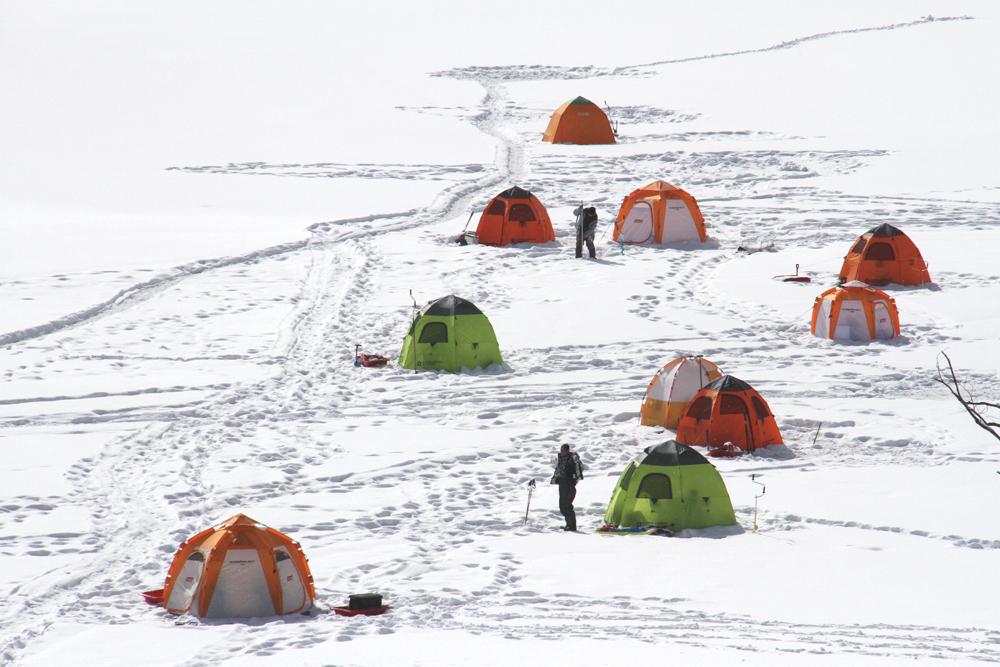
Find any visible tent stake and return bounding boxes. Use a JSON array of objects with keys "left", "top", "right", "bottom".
[{"left": 812, "top": 422, "right": 822, "bottom": 446}]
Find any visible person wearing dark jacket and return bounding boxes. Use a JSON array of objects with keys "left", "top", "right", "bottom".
[
  {"left": 573, "top": 205, "right": 599, "bottom": 258},
  {"left": 550, "top": 444, "right": 584, "bottom": 531}
]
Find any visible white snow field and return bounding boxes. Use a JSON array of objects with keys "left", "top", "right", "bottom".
[{"left": 2, "top": 2, "right": 1000, "bottom": 665}]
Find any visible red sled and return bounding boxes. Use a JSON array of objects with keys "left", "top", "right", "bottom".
[
  {"left": 774, "top": 264, "right": 811, "bottom": 283},
  {"left": 333, "top": 605, "right": 393, "bottom": 617},
  {"left": 141, "top": 589, "right": 165, "bottom": 606},
  {"left": 708, "top": 443, "right": 743, "bottom": 458},
  {"left": 355, "top": 354, "right": 388, "bottom": 367}
]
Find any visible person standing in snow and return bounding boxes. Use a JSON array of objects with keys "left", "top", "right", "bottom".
[
  {"left": 551, "top": 444, "right": 584, "bottom": 531},
  {"left": 573, "top": 205, "right": 599, "bottom": 258}
]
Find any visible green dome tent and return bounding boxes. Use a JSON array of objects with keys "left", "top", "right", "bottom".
[
  {"left": 398, "top": 295, "right": 503, "bottom": 372},
  {"left": 601, "top": 440, "right": 737, "bottom": 534}
]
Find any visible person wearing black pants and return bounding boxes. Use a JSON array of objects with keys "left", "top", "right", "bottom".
[
  {"left": 551, "top": 444, "right": 584, "bottom": 531},
  {"left": 573, "top": 206, "right": 599, "bottom": 259}
]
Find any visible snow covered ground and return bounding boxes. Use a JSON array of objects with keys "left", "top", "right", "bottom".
[{"left": 2, "top": 2, "right": 1000, "bottom": 665}]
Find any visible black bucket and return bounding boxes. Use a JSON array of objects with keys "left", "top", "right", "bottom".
[{"left": 348, "top": 593, "right": 383, "bottom": 610}]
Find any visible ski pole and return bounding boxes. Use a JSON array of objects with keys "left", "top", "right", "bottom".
[
  {"left": 458, "top": 211, "right": 475, "bottom": 245},
  {"left": 575, "top": 202, "right": 583, "bottom": 259},
  {"left": 751, "top": 474, "right": 766, "bottom": 533},
  {"left": 524, "top": 479, "right": 536, "bottom": 524}
]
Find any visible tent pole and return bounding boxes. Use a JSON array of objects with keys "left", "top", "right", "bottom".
[{"left": 409, "top": 290, "right": 418, "bottom": 374}]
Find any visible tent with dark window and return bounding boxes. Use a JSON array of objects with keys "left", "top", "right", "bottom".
[
  {"left": 839, "top": 223, "right": 931, "bottom": 286},
  {"left": 398, "top": 295, "right": 503, "bottom": 372},
  {"left": 475, "top": 186, "right": 554, "bottom": 246},
  {"left": 601, "top": 440, "right": 736, "bottom": 533},
  {"left": 542, "top": 96, "right": 616, "bottom": 145},
  {"left": 675, "top": 375, "right": 783, "bottom": 453}
]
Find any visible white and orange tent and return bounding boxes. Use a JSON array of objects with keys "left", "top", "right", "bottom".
[
  {"left": 811, "top": 281, "right": 900, "bottom": 341},
  {"left": 613, "top": 181, "right": 707, "bottom": 244},
  {"left": 640, "top": 357, "right": 723, "bottom": 429},
  {"left": 160, "top": 514, "right": 315, "bottom": 618}
]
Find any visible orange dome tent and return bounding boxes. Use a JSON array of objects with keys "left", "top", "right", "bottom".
[
  {"left": 613, "top": 181, "right": 707, "bottom": 244},
  {"left": 475, "top": 186, "right": 554, "bottom": 246},
  {"left": 640, "top": 357, "right": 723, "bottom": 429},
  {"left": 839, "top": 223, "right": 931, "bottom": 286},
  {"left": 676, "top": 376, "right": 783, "bottom": 453},
  {"left": 542, "top": 96, "right": 616, "bottom": 145},
  {"left": 812, "top": 281, "right": 900, "bottom": 341},
  {"left": 160, "top": 514, "right": 315, "bottom": 618}
]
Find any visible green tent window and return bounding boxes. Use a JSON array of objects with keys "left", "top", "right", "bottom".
[
  {"left": 418, "top": 322, "right": 448, "bottom": 345},
  {"left": 619, "top": 462, "right": 637, "bottom": 491},
  {"left": 719, "top": 394, "right": 747, "bottom": 415},
  {"left": 508, "top": 203, "right": 536, "bottom": 223},
  {"left": 865, "top": 242, "right": 895, "bottom": 261},
  {"left": 686, "top": 396, "right": 713, "bottom": 421},
  {"left": 486, "top": 200, "right": 506, "bottom": 216},
  {"left": 636, "top": 473, "right": 672, "bottom": 500},
  {"left": 751, "top": 396, "right": 770, "bottom": 420}
]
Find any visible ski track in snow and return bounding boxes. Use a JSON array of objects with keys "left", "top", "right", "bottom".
[
  {"left": 3, "top": 17, "right": 1000, "bottom": 665},
  {"left": 432, "top": 15, "right": 974, "bottom": 81}
]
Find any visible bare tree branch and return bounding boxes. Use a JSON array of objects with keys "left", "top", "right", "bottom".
[{"left": 935, "top": 352, "right": 1000, "bottom": 442}]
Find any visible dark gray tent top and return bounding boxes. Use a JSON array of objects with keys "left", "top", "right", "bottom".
[
  {"left": 636, "top": 440, "right": 709, "bottom": 467},
  {"left": 423, "top": 295, "right": 484, "bottom": 317},
  {"left": 705, "top": 375, "right": 754, "bottom": 393},
  {"left": 866, "top": 223, "right": 905, "bottom": 238},
  {"left": 497, "top": 186, "right": 533, "bottom": 200}
]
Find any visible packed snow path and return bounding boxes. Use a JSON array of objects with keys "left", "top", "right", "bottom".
[{"left": 2, "top": 13, "right": 999, "bottom": 666}]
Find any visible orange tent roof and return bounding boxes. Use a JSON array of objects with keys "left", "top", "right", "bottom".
[
  {"left": 542, "top": 96, "right": 616, "bottom": 145},
  {"left": 475, "top": 186, "right": 554, "bottom": 246},
  {"left": 162, "top": 514, "right": 315, "bottom": 618},
  {"left": 676, "top": 376, "right": 782, "bottom": 452},
  {"left": 839, "top": 223, "right": 930, "bottom": 286},
  {"left": 613, "top": 180, "right": 706, "bottom": 244}
]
